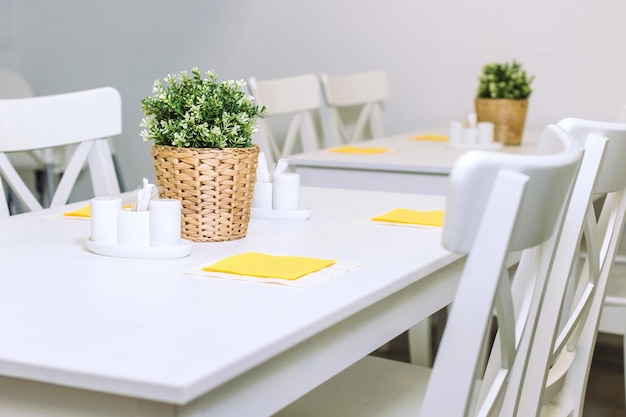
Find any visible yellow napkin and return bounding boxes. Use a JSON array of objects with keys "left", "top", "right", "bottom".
[
  {"left": 330, "top": 146, "right": 389, "bottom": 154},
  {"left": 372, "top": 208, "right": 444, "bottom": 226},
  {"left": 63, "top": 204, "right": 131, "bottom": 218},
  {"left": 201, "top": 252, "right": 336, "bottom": 281},
  {"left": 410, "top": 134, "right": 448, "bottom": 142},
  {"left": 63, "top": 205, "right": 92, "bottom": 218}
]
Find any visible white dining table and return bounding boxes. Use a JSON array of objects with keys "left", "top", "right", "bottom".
[
  {"left": 0, "top": 186, "right": 464, "bottom": 417},
  {"left": 289, "top": 127, "right": 541, "bottom": 195}
]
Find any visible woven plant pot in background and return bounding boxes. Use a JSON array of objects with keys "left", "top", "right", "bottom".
[
  {"left": 152, "top": 144, "right": 259, "bottom": 242},
  {"left": 475, "top": 98, "right": 528, "bottom": 146}
]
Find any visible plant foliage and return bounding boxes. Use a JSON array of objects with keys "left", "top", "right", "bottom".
[
  {"left": 141, "top": 68, "right": 266, "bottom": 148},
  {"left": 477, "top": 60, "right": 535, "bottom": 99}
]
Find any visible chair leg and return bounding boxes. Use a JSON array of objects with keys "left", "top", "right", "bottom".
[
  {"left": 111, "top": 154, "right": 125, "bottom": 192},
  {"left": 43, "top": 163, "right": 57, "bottom": 207},
  {"left": 623, "top": 332, "right": 626, "bottom": 411},
  {"left": 408, "top": 319, "right": 433, "bottom": 366},
  {"left": 34, "top": 165, "right": 57, "bottom": 208}
]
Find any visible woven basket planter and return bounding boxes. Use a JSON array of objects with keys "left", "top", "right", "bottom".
[
  {"left": 151, "top": 144, "right": 259, "bottom": 242},
  {"left": 475, "top": 98, "right": 528, "bottom": 145}
]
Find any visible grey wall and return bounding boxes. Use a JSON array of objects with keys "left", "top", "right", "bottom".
[{"left": 3, "top": 0, "right": 626, "bottom": 192}]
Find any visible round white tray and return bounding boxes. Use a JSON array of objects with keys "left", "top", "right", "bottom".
[
  {"left": 251, "top": 207, "right": 311, "bottom": 221},
  {"left": 446, "top": 141, "right": 503, "bottom": 150},
  {"left": 85, "top": 238, "right": 192, "bottom": 260}
]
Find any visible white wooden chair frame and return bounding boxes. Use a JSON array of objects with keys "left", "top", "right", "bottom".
[
  {"left": 594, "top": 105, "right": 626, "bottom": 413},
  {"left": 248, "top": 74, "right": 322, "bottom": 167},
  {"left": 501, "top": 119, "right": 626, "bottom": 417},
  {"left": 320, "top": 70, "right": 387, "bottom": 146},
  {"left": 0, "top": 87, "right": 121, "bottom": 217}
]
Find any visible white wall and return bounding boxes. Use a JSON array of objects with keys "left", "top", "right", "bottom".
[{"left": 8, "top": 0, "right": 626, "bottom": 192}]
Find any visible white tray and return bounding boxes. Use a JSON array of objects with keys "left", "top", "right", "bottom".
[
  {"left": 446, "top": 142, "right": 503, "bottom": 150},
  {"left": 85, "top": 238, "right": 192, "bottom": 260},
  {"left": 251, "top": 207, "right": 311, "bottom": 221}
]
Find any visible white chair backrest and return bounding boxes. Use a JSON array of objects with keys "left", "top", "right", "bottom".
[
  {"left": 507, "top": 118, "right": 626, "bottom": 416},
  {"left": 0, "top": 87, "right": 122, "bottom": 217},
  {"left": 0, "top": 69, "right": 34, "bottom": 98},
  {"left": 443, "top": 127, "right": 580, "bottom": 253},
  {"left": 421, "top": 124, "right": 582, "bottom": 416},
  {"left": 320, "top": 70, "right": 387, "bottom": 145},
  {"left": 248, "top": 74, "right": 322, "bottom": 167}
]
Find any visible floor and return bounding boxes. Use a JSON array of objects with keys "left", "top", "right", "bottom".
[
  {"left": 584, "top": 333, "right": 625, "bottom": 416},
  {"left": 373, "top": 330, "right": 625, "bottom": 416}
]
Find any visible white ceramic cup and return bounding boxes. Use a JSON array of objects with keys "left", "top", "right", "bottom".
[
  {"left": 149, "top": 199, "right": 182, "bottom": 247},
  {"left": 272, "top": 173, "right": 300, "bottom": 211},
  {"left": 448, "top": 121, "right": 463, "bottom": 145},
  {"left": 90, "top": 196, "right": 122, "bottom": 244},
  {"left": 477, "top": 122, "right": 495, "bottom": 144}
]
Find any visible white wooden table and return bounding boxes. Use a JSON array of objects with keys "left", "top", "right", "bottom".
[
  {"left": 0, "top": 186, "right": 464, "bottom": 417},
  {"left": 289, "top": 128, "right": 541, "bottom": 195}
]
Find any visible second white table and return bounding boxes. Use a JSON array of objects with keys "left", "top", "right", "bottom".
[{"left": 289, "top": 128, "right": 541, "bottom": 195}]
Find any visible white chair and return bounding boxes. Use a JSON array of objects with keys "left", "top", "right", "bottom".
[
  {"left": 0, "top": 69, "right": 57, "bottom": 208},
  {"left": 474, "top": 117, "right": 626, "bottom": 417},
  {"left": 0, "top": 87, "right": 122, "bottom": 218},
  {"left": 248, "top": 74, "right": 323, "bottom": 167},
  {"left": 540, "top": 106, "right": 626, "bottom": 415},
  {"left": 320, "top": 70, "right": 387, "bottom": 146},
  {"left": 596, "top": 108, "right": 626, "bottom": 414},
  {"left": 273, "top": 124, "right": 582, "bottom": 417}
]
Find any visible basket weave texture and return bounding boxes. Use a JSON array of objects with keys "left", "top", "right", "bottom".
[
  {"left": 151, "top": 144, "right": 259, "bottom": 242},
  {"left": 475, "top": 98, "right": 528, "bottom": 145}
]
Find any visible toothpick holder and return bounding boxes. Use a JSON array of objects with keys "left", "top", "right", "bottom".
[
  {"left": 252, "top": 181, "right": 273, "bottom": 210},
  {"left": 117, "top": 209, "right": 150, "bottom": 247}
]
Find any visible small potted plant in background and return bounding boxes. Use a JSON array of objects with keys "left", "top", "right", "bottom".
[
  {"left": 141, "top": 68, "right": 266, "bottom": 242},
  {"left": 475, "top": 60, "right": 535, "bottom": 145}
]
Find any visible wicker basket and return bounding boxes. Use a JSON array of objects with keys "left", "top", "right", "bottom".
[
  {"left": 475, "top": 98, "right": 528, "bottom": 145},
  {"left": 151, "top": 144, "right": 259, "bottom": 242}
]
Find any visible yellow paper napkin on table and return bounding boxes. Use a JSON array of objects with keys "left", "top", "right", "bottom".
[
  {"left": 63, "top": 205, "right": 92, "bottom": 218},
  {"left": 201, "top": 252, "right": 336, "bottom": 281},
  {"left": 63, "top": 204, "right": 132, "bottom": 218},
  {"left": 410, "top": 134, "right": 448, "bottom": 142},
  {"left": 330, "top": 146, "right": 389, "bottom": 154},
  {"left": 372, "top": 208, "right": 444, "bottom": 226}
]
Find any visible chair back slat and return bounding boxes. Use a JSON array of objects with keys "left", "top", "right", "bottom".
[
  {"left": 0, "top": 87, "right": 121, "bottom": 151},
  {"left": 0, "top": 152, "right": 43, "bottom": 212}
]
